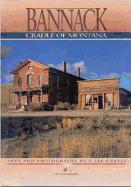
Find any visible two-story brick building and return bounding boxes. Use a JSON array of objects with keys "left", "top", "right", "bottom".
[
  {"left": 78, "top": 78, "right": 131, "bottom": 110},
  {"left": 10, "top": 59, "right": 84, "bottom": 106}
]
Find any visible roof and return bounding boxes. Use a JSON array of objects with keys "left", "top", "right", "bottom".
[
  {"left": 10, "top": 59, "right": 84, "bottom": 80},
  {"left": 119, "top": 87, "right": 131, "bottom": 94},
  {"left": 77, "top": 77, "right": 120, "bottom": 82},
  {"left": 10, "top": 59, "right": 50, "bottom": 74}
]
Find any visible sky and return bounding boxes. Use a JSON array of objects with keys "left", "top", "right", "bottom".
[{"left": 1, "top": 40, "right": 131, "bottom": 91}]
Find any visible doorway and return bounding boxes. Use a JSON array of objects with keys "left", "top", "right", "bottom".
[
  {"left": 98, "top": 95, "right": 103, "bottom": 109},
  {"left": 94, "top": 97, "right": 98, "bottom": 110},
  {"left": 27, "top": 92, "right": 32, "bottom": 105}
]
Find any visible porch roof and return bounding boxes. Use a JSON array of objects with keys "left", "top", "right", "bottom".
[{"left": 11, "top": 88, "right": 43, "bottom": 93}]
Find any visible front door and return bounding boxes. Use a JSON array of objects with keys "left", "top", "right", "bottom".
[
  {"left": 98, "top": 95, "right": 103, "bottom": 109},
  {"left": 94, "top": 97, "right": 98, "bottom": 110}
]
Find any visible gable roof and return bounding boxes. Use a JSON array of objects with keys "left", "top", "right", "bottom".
[
  {"left": 9, "top": 59, "right": 85, "bottom": 80},
  {"left": 10, "top": 59, "right": 49, "bottom": 74}
]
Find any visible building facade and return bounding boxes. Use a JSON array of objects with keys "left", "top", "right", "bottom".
[
  {"left": 10, "top": 59, "right": 84, "bottom": 106},
  {"left": 78, "top": 78, "right": 131, "bottom": 109}
]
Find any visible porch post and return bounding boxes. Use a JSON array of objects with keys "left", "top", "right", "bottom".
[
  {"left": 92, "top": 94, "right": 94, "bottom": 109},
  {"left": 28, "top": 91, "right": 30, "bottom": 105},
  {"left": 41, "top": 89, "right": 42, "bottom": 103},
  {"left": 20, "top": 90, "right": 22, "bottom": 105},
  {"left": 112, "top": 93, "right": 114, "bottom": 106},
  {"left": 118, "top": 88, "right": 120, "bottom": 108}
]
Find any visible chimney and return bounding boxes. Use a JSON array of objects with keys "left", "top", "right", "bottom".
[
  {"left": 77, "top": 67, "right": 80, "bottom": 77},
  {"left": 19, "top": 62, "right": 23, "bottom": 66},
  {"left": 62, "top": 61, "right": 66, "bottom": 72}
]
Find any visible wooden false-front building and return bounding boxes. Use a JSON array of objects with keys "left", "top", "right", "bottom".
[{"left": 78, "top": 78, "right": 131, "bottom": 110}]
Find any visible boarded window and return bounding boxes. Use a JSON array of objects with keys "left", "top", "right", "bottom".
[
  {"left": 38, "top": 74, "right": 43, "bottom": 86},
  {"left": 27, "top": 74, "right": 33, "bottom": 86},
  {"left": 18, "top": 77, "right": 22, "bottom": 87}
]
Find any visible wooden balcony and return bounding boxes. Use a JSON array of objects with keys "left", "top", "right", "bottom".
[{"left": 10, "top": 84, "right": 49, "bottom": 93}]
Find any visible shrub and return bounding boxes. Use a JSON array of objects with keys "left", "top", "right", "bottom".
[
  {"left": 28, "top": 103, "right": 41, "bottom": 111},
  {"left": 16, "top": 104, "right": 22, "bottom": 110},
  {"left": 54, "top": 102, "right": 78, "bottom": 110},
  {"left": 28, "top": 103, "right": 54, "bottom": 111},
  {"left": 68, "top": 104, "right": 78, "bottom": 110},
  {"left": 54, "top": 101, "right": 70, "bottom": 110}
]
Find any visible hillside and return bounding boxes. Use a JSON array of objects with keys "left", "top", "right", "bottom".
[{"left": 1, "top": 84, "right": 14, "bottom": 111}]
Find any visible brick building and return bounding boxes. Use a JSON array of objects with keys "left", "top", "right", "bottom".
[
  {"left": 78, "top": 78, "right": 131, "bottom": 109},
  {"left": 10, "top": 59, "right": 84, "bottom": 106}
]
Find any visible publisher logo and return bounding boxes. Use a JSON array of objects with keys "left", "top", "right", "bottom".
[{"left": 62, "top": 163, "right": 72, "bottom": 172}]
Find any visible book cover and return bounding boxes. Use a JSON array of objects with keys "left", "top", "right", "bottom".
[{"left": 1, "top": 0, "right": 130, "bottom": 186}]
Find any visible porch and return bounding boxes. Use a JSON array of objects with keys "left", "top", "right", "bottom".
[
  {"left": 11, "top": 87, "right": 49, "bottom": 106},
  {"left": 79, "top": 91, "right": 119, "bottom": 110}
]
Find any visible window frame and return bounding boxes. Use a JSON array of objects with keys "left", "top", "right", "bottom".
[
  {"left": 38, "top": 74, "right": 43, "bottom": 86},
  {"left": 85, "top": 94, "right": 92, "bottom": 106},
  {"left": 27, "top": 73, "right": 34, "bottom": 87},
  {"left": 28, "top": 66, "right": 33, "bottom": 71},
  {"left": 18, "top": 77, "right": 22, "bottom": 87}
]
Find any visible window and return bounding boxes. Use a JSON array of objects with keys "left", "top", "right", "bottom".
[
  {"left": 28, "top": 66, "right": 33, "bottom": 70},
  {"left": 94, "top": 97, "right": 97, "bottom": 103},
  {"left": 18, "top": 77, "right": 22, "bottom": 87},
  {"left": 105, "top": 94, "right": 112, "bottom": 105},
  {"left": 85, "top": 95, "right": 92, "bottom": 106},
  {"left": 57, "top": 92, "right": 61, "bottom": 103},
  {"left": 27, "top": 74, "right": 33, "bottom": 86},
  {"left": 57, "top": 77, "right": 61, "bottom": 88},
  {"left": 38, "top": 74, "right": 43, "bottom": 86},
  {"left": 67, "top": 79, "right": 70, "bottom": 91}
]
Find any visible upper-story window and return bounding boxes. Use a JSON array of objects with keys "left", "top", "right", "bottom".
[
  {"left": 18, "top": 77, "right": 22, "bottom": 87},
  {"left": 27, "top": 74, "right": 33, "bottom": 86},
  {"left": 38, "top": 74, "right": 43, "bottom": 86},
  {"left": 28, "top": 66, "right": 33, "bottom": 70}
]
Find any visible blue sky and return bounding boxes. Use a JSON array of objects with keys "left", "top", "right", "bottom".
[{"left": 1, "top": 40, "right": 131, "bottom": 91}]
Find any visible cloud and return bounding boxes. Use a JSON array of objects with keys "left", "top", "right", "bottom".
[
  {"left": 4, "top": 74, "right": 14, "bottom": 83},
  {"left": 48, "top": 64, "right": 54, "bottom": 68},
  {"left": 1, "top": 46, "right": 12, "bottom": 59},
  {"left": 47, "top": 61, "right": 89, "bottom": 76},
  {"left": 57, "top": 62, "right": 71, "bottom": 72},
  {"left": 73, "top": 61, "right": 89, "bottom": 74},
  {"left": 106, "top": 73, "right": 120, "bottom": 79}
]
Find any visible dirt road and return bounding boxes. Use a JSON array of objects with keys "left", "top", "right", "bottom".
[{"left": 2, "top": 109, "right": 131, "bottom": 117}]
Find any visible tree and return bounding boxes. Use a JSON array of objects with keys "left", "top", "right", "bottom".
[{"left": 1, "top": 46, "right": 11, "bottom": 59}]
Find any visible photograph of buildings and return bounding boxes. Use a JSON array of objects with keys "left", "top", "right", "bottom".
[{"left": 1, "top": 40, "right": 131, "bottom": 158}]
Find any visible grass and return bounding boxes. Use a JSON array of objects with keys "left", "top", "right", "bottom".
[{"left": 1, "top": 114, "right": 131, "bottom": 158}]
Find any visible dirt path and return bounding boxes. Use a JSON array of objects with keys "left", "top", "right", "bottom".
[{"left": 2, "top": 110, "right": 131, "bottom": 117}]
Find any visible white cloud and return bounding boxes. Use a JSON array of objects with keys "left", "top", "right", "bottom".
[
  {"left": 4, "top": 74, "right": 14, "bottom": 83},
  {"left": 106, "top": 73, "right": 120, "bottom": 79},
  {"left": 73, "top": 61, "right": 89, "bottom": 74},
  {"left": 74, "top": 61, "right": 84, "bottom": 68},
  {"left": 48, "top": 64, "right": 54, "bottom": 68}
]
